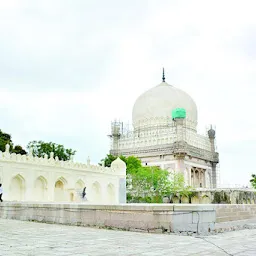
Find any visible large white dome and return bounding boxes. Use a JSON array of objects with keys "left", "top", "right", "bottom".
[{"left": 132, "top": 81, "right": 198, "bottom": 130}]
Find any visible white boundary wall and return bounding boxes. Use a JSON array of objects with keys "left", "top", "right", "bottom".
[{"left": 0, "top": 146, "right": 126, "bottom": 204}]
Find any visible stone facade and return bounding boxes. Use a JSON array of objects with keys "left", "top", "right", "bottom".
[
  {"left": 216, "top": 204, "right": 256, "bottom": 222},
  {"left": 0, "top": 145, "right": 126, "bottom": 204},
  {"left": 110, "top": 78, "right": 219, "bottom": 189},
  {"left": 166, "top": 189, "right": 256, "bottom": 205}
]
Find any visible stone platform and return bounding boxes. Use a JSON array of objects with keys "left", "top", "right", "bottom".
[
  {"left": 0, "top": 202, "right": 215, "bottom": 234},
  {"left": 1, "top": 202, "right": 256, "bottom": 235}
]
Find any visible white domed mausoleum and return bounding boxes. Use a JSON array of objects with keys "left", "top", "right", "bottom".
[{"left": 109, "top": 69, "right": 219, "bottom": 188}]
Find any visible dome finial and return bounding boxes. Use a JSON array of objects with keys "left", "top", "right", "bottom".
[{"left": 162, "top": 67, "right": 165, "bottom": 82}]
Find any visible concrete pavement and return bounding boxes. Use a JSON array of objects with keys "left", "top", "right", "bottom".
[{"left": 0, "top": 219, "right": 256, "bottom": 256}]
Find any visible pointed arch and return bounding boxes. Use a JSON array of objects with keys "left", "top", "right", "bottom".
[
  {"left": 92, "top": 181, "right": 101, "bottom": 203},
  {"left": 34, "top": 176, "right": 48, "bottom": 201},
  {"left": 35, "top": 176, "right": 48, "bottom": 188},
  {"left": 107, "top": 183, "right": 115, "bottom": 204},
  {"left": 75, "top": 179, "right": 85, "bottom": 190},
  {"left": 55, "top": 176, "right": 68, "bottom": 186},
  {"left": 9, "top": 174, "right": 26, "bottom": 201},
  {"left": 74, "top": 179, "right": 86, "bottom": 202},
  {"left": 200, "top": 195, "right": 211, "bottom": 204},
  {"left": 54, "top": 177, "right": 68, "bottom": 202}
]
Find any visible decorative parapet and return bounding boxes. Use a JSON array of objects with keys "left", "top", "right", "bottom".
[
  {"left": 0, "top": 144, "right": 125, "bottom": 175},
  {"left": 115, "top": 124, "right": 212, "bottom": 153},
  {"left": 113, "top": 141, "right": 218, "bottom": 163}
]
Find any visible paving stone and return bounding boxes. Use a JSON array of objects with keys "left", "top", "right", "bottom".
[{"left": 0, "top": 218, "right": 256, "bottom": 255}]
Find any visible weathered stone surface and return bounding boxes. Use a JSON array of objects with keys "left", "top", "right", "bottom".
[
  {"left": 2, "top": 202, "right": 256, "bottom": 234},
  {"left": 0, "top": 202, "right": 215, "bottom": 234},
  {"left": 1, "top": 218, "right": 256, "bottom": 256},
  {"left": 170, "top": 189, "right": 256, "bottom": 204},
  {"left": 216, "top": 204, "right": 256, "bottom": 222}
]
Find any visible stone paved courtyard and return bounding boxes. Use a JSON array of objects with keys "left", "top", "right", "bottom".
[{"left": 0, "top": 219, "right": 256, "bottom": 256}]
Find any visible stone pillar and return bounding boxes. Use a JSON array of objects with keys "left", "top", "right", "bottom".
[
  {"left": 48, "top": 172, "right": 55, "bottom": 201},
  {"left": 175, "top": 118, "right": 185, "bottom": 141},
  {"left": 191, "top": 168, "right": 195, "bottom": 187},
  {"left": 199, "top": 170, "right": 201, "bottom": 187},
  {"left": 203, "top": 170, "right": 205, "bottom": 187},
  {"left": 175, "top": 155, "right": 186, "bottom": 175},
  {"left": 187, "top": 166, "right": 192, "bottom": 186},
  {"left": 205, "top": 169, "right": 211, "bottom": 188},
  {"left": 25, "top": 172, "right": 34, "bottom": 201},
  {"left": 212, "top": 163, "right": 217, "bottom": 188}
]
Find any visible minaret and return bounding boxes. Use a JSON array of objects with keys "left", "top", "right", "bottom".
[
  {"left": 109, "top": 121, "right": 122, "bottom": 156},
  {"left": 172, "top": 108, "right": 186, "bottom": 142},
  {"left": 172, "top": 108, "right": 187, "bottom": 176},
  {"left": 208, "top": 125, "right": 216, "bottom": 152},
  {"left": 208, "top": 125, "right": 217, "bottom": 188}
]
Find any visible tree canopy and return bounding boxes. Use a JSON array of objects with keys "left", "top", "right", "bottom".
[
  {"left": 250, "top": 174, "right": 256, "bottom": 189},
  {"left": 100, "top": 154, "right": 193, "bottom": 203},
  {"left": 12, "top": 145, "right": 27, "bottom": 155},
  {"left": 27, "top": 140, "right": 76, "bottom": 161},
  {"left": 100, "top": 154, "right": 141, "bottom": 174},
  {"left": 0, "top": 129, "right": 27, "bottom": 155}
]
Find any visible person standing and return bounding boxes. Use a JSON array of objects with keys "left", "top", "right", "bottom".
[
  {"left": 82, "top": 187, "right": 87, "bottom": 201},
  {"left": 0, "top": 184, "right": 3, "bottom": 202}
]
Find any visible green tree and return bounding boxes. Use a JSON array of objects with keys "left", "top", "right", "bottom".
[
  {"left": 100, "top": 154, "right": 141, "bottom": 172},
  {"left": 168, "top": 171, "right": 194, "bottom": 197},
  {"left": 250, "top": 174, "right": 256, "bottom": 189},
  {"left": 0, "top": 129, "right": 27, "bottom": 155},
  {"left": 12, "top": 145, "right": 27, "bottom": 155},
  {"left": 0, "top": 129, "right": 13, "bottom": 152},
  {"left": 125, "top": 156, "right": 142, "bottom": 174},
  {"left": 27, "top": 140, "right": 76, "bottom": 161},
  {"left": 100, "top": 154, "right": 118, "bottom": 167},
  {"left": 129, "top": 166, "right": 175, "bottom": 201},
  {"left": 100, "top": 154, "right": 192, "bottom": 203}
]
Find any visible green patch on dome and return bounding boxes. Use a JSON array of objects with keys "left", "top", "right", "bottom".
[{"left": 172, "top": 108, "right": 186, "bottom": 119}]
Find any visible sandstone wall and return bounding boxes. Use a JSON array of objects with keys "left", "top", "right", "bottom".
[
  {"left": 0, "top": 202, "right": 216, "bottom": 234},
  {"left": 216, "top": 204, "right": 256, "bottom": 222}
]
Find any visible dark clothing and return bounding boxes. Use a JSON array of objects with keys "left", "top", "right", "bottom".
[
  {"left": 0, "top": 193, "right": 2, "bottom": 202},
  {"left": 82, "top": 187, "right": 86, "bottom": 199}
]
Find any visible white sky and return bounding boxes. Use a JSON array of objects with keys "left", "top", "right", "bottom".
[{"left": 0, "top": 0, "right": 255, "bottom": 187}]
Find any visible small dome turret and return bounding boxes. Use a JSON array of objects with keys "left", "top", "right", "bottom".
[{"left": 111, "top": 157, "right": 126, "bottom": 170}]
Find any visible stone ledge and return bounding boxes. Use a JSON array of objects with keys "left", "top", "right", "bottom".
[
  {"left": 0, "top": 202, "right": 217, "bottom": 212},
  {"left": 0, "top": 202, "right": 215, "bottom": 234},
  {"left": 2, "top": 202, "right": 256, "bottom": 234}
]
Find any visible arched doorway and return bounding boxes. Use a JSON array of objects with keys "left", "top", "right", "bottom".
[
  {"left": 10, "top": 175, "right": 25, "bottom": 201},
  {"left": 107, "top": 183, "right": 115, "bottom": 204},
  {"left": 92, "top": 182, "right": 101, "bottom": 203},
  {"left": 75, "top": 179, "right": 85, "bottom": 201},
  {"left": 34, "top": 176, "right": 47, "bottom": 201},
  {"left": 54, "top": 178, "right": 67, "bottom": 202}
]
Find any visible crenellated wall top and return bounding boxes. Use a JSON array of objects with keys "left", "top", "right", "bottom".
[{"left": 0, "top": 144, "right": 126, "bottom": 175}]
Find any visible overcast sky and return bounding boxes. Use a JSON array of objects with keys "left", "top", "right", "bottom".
[{"left": 0, "top": 0, "right": 255, "bottom": 187}]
